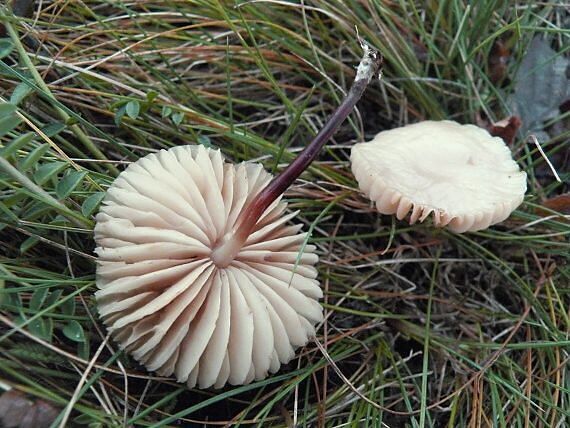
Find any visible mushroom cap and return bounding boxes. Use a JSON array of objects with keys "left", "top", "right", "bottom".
[
  {"left": 351, "top": 120, "right": 527, "bottom": 232},
  {"left": 94, "top": 145, "right": 323, "bottom": 389}
]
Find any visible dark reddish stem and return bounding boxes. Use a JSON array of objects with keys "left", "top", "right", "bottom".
[
  {"left": 211, "top": 41, "right": 382, "bottom": 267},
  {"left": 240, "top": 45, "right": 381, "bottom": 231}
]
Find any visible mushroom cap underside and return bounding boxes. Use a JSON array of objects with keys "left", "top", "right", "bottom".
[{"left": 95, "top": 145, "right": 323, "bottom": 389}]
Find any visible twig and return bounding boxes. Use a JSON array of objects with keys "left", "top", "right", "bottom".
[
  {"left": 59, "top": 334, "right": 111, "bottom": 428},
  {"left": 529, "top": 135, "right": 561, "bottom": 182}
]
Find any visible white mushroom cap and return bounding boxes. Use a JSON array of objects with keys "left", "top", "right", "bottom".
[
  {"left": 94, "top": 145, "right": 323, "bottom": 389},
  {"left": 351, "top": 120, "right": 527, "bottom": 232}
]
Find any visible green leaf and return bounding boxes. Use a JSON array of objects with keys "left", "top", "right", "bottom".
[
  {"left": 20, "top": 236, "right": 40, "bottom": 254},
  {"left": 44, "top": 289, "right": 63, "bottom": 307},
  {"left": 10, "top": 82, "right": 34, "bottom": 105},
  {"left": 34, "top": 161, "right": 68, "bottom": 185},
  {"left": 29, "top": 317, "right": 53, "bottom": 342},
  {"left": 0, "top": 103, "right": 17, "bottom": 117},
  {"left": 161, "top": 106, "right": 172, "bottom": 118},
  {"left": 146, "top": 90, "right": 158, "bottom": 103},
  {"left": 60, "top": 296, "right": 75, "bottom": 316},
  {"left": 126, "top": 100, "right": 140, "bottom": 120},
  {"left": 114, "top": 104, "right": 127, "bottom": 126},
  {"left": 0, "top": 38, "right": 14, "bottom": 59},
  {"left": 56, "top": 170, "right": 88, "bottom": 199},
  {"left": 30, "top": 287, "right": 49, "bottom": 311},
  {"left": 3, "top": 292, "right": 22, "bottom": 309},
  {"left": 0, "top": 132, "right": 35, "bottom": 158},
  {"left": 50, "top": 214, "right": 71, "bottom": 226},
  {"left": 78, "top": 336, "right": 90, "bottom": 359},
  {"left": 74, "top": 414, "right": 96, "bottom": 425},
  {"left": 65, "top": 116, "right": 79, "bottom": 126},
  {"left": 0, "top": 104, "right": 21, "bottom": 137},
  {"left": 198, "top": 135, "right": 213, "bottom": 148},
  {"left": 82, "top": 192, "right": 106, "bottom": 217},
  {"left": 19, "top": 143, "right": 50, "bottom": 172},
  {"left": 0, "top": 117, "right": 21, "bottom": 137},
  {"left": 21, "top": 200, "right": 51, "bottom": 221},
  {"left": 0, "top": 198, "right": 19, "bottom": 225},
  {"left": 171, "top": 111, "right": 184, "bottom": 126},
  {"left": 14, "top": 314, "right": 26, "bottom": 326},
  {"left": 63, "top": 320, "right": 86, "bottom": 343},
  {"left": 41, "top": 122, "right": 66, "bottom": 137}
]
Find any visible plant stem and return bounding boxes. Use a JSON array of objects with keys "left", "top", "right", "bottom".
[{"left": 211, "top": 40, "right": 382, "bottom": 267}]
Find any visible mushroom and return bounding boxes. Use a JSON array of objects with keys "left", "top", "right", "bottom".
[
  {"left": 350, "top": 120, "right": 527, "bottom": 232},
  {"left": 95, "top": 145, "right": 323, "bottom": 388},
  {"left": 94, "top": 42, "right": 383, "bottom": 388}
]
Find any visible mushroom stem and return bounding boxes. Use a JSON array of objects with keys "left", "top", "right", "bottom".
[{"left": 211, "top": 40, "right": 382, "bottom": 267}]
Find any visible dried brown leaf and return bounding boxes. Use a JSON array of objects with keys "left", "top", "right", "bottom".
[
  {"left": 536, "top": 193, "right": 570, "bottom": 217},
  {"left": 0, "top": 390, "right": 58, "bottom": 428},
  {"left": 475, "top": 114, "right": 522, "bottom": 146},
  {"left": 489, "top": 40, "right": 510, "bottom": 84}
]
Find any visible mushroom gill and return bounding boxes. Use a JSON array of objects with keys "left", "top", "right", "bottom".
[{"left": 94, "top": 145, "right": 323, "bottom": 389}]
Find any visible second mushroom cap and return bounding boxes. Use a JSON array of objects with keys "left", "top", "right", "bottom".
[{"left": 350, "top": 120, "right": 527, "bottom": 232}]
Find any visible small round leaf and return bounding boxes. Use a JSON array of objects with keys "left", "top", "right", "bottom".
[{"left": 63, "top": 320, "right": 86, "bottom": 343}]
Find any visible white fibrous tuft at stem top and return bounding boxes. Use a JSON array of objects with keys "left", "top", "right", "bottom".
[{"left": 355, "top": 40, "right": 380, "bottom": 83}]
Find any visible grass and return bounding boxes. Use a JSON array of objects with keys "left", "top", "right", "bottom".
[{"left": 0, "top": 1, "right": 568, "bottom": 427}]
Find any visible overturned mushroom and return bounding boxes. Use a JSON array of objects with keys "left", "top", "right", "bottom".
[
  {"left": 95, "top": 146, "right": 323, "bottom": 388},
  {"left": 95, "top": 42, "right": 382, "bottom": 388},
  {"left": 351, "top": 120, "right": 527, "bottom": 232}
]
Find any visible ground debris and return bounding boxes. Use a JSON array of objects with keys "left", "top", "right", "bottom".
[
  {"left": 0, "top": 389, "right": 59, "bottom": 428},
  {"left": 508, "top": 37, "right": 569, "bottom": 133},
  {"left": 536, "top": 193, "right": 570, "bottom": 218}
]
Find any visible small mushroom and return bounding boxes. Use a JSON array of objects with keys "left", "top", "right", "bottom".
[
  {"left": 95, "top": 145, "right": 323, "bottom": 389},
  {"left": 94, "top": 41, "right": 383, "bottom": 388},
  {"left": 350, "top": 120, "right": 527, "bottom": 232}
]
